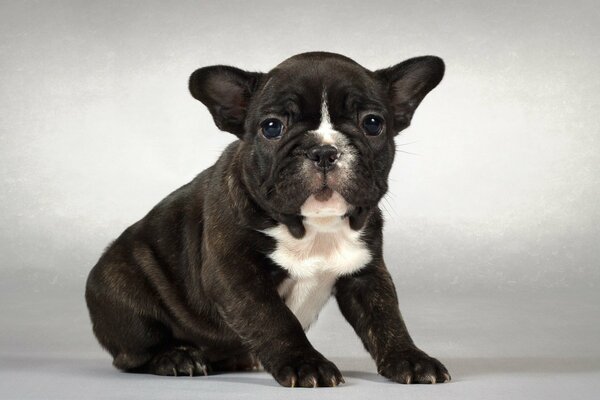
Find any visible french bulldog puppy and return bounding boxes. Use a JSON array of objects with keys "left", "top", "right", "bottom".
[{"left": 85, "top": 51, "right": 449, "bottom": 387}]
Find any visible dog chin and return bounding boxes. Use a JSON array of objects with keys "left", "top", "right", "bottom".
[{"left": 300, "top": 189, "right": 349, "bottom": 218}]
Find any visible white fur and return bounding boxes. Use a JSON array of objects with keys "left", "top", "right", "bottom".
[
  {"left": 310, "top": 93, "right": 357, "bottom": 182},
  {"left": 300, "top": 191, "right": 348, "bottom": 219},
  {"left": 262, "top": 193, "right": 372, "bottom": 330},
  {"left": 276, "top": 275, "right": 337, "bottom": 331},
  {"left": 315, "top": 94, "right": 337, "bottom": 145}
]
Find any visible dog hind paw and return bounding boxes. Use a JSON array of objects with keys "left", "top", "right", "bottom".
[{"left": 146, "top": 346, "right": 210, "bottom": 377}]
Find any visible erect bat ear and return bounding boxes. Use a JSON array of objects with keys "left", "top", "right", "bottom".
[
  {"left": 189, "top": 65, "right": 264, "bottom": 139},
  {"left": 375, "top": 56, "right": 445, "bottom": 134}
]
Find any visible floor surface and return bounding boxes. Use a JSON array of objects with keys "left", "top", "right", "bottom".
[{"left": 1, "top": 274, "right": 599, "bottom": 399}]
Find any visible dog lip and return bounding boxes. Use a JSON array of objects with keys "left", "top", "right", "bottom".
[
  {"left": 313, "top": 186, "right": 334, "bottom": 202},
  {"left": 300, "top": 190, "right": 349, "bottom": 218}
]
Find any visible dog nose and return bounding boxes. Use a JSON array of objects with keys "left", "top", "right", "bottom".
[{"left": 306, "top": 145, "right": 339, "bottom": 171}]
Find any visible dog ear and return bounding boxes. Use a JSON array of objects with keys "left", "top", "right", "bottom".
[
  {"left": 375, "top": 56, "right": 444, "bottom": 134},
  {"left": 189, "top": 66, "right": 263, "bottom": 138}
]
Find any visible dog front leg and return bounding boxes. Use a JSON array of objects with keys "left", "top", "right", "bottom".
[
  {"left": 204, "top": 256, "right": 344, "bottom": 387},
  {"left": 335, "top": 261, "right": 451, "bottom": 384}
]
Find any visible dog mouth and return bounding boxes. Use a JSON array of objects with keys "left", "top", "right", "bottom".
[
  {"left": 300, "top": 186, "right": 350, "bottom": 218},
  {"left": 313, "top": 185, "right": 334, "bottom": 202},
  {"left": 309, "top": 168, "right": 342, "bottom": 202}
]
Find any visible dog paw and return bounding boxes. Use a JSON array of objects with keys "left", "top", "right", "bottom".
[
  {"left": 272, "top": 357, "right": 344, "bottom": 388},
  {"left": 146, "top": 346, "right": 210, "bottom": 377},
  {"left": 378, "top": 348, "right": 450, "bottom": 384}
]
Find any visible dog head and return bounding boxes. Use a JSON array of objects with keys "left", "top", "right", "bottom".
[{"left": 189, "top": 52, "right": 444, "bottom": 234}]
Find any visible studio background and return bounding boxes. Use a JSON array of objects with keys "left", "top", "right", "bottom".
[{"left": 1, "top": 1, "right": 599, "bottom": 399}]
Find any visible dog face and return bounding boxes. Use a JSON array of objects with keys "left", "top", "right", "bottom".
[{"left": 189, "top": 52, "right": 444, "bottom": 222}]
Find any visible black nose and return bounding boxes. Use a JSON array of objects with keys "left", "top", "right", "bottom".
[{"left": 306, "top": 145, "right": 339, "bottom": 171}]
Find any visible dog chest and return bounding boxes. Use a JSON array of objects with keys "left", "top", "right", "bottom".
[{"left": 263, "top": 218, "right": 371, "bottom": 330}]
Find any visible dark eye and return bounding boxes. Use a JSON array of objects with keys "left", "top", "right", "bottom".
[
  {"left": 261, "top": 118, "right": 284, "bottom": 139},
  {"left": 362, "top": 115, "right": 384, "bottom": 136}
]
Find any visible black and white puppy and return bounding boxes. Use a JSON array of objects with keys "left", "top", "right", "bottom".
[{"left": 85, "top": 52, "right": 449, "bottom": 387}]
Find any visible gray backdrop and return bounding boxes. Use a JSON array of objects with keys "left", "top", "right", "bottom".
[{"left": 1, "top": 1, "right": 599, "bottom": 399}]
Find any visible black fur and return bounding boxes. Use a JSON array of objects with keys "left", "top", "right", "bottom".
[{"left": 85, "top": 52, "right": 449, "bottom": 387}]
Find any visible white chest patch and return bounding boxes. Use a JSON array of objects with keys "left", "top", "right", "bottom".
[{"left": 262, "top": 193, "right": 372, "bottom": 330}]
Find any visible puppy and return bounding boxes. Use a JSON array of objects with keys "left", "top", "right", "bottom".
[{"left": 85, "top": 51, "right": 449, "bottom": 387}]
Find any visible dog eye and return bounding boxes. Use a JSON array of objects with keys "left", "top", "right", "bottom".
[
  {"left": 362, "top": 115, "right": 384, "bottom": 136},
  {"left": 261, "top": 118, "right": 284, "bottom": 139}
]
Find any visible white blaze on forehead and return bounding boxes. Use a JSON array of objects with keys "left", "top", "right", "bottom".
[
  {"left": 315, "top": 92, "right": 338, "bottom": 145},
  {"left": 303, "top": 92, "right": 358, "bottom": 191}
]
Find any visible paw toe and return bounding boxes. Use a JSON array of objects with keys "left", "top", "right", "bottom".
[
  {"left": 147, "top": 346, "right": 209, "bottom": 377},
  {"left": 273, "top": 358, "right": 343, "bottom": 388},
  {"left": 379, "top": 350, "right": 451, "bottom": 385}
]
